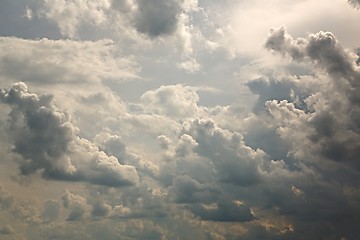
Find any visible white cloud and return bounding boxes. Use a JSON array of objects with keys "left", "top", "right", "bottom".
[
  {"left": 23, "top": 6, "right": 33, "bottom": 20},
  {"left": 0, "top": 37, "right": 138, "bottom": 86},
  {"left": 140, "top": 84, "right": 200, "bottom": 119},
  {"left": 41, "top": 0, "right": 111, "bottom": 38},
  {"left": 216, "top": 0, "right": 360, "bottom": 57},
  {"left": 177, "top": 58, "right": 201, "bottom": 73}
]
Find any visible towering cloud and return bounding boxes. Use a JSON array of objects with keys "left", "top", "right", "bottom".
[
  {"left": 265, "top": 27, "right": 360, "bottom": 172},
  {"left": 0, "top": 82, "right": 139, "bottom": 187}
]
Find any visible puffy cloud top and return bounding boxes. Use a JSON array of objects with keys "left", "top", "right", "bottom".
[
  {"left": 265, "top": 27, "right": 360, "bottom": 172},
  {"left": 140, "top": 85, "right": 199, "bottom": 118},
  {"left": 0, "top": 82, "right": 139, "bottom": 187}
]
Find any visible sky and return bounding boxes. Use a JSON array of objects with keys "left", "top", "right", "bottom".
[{"left": 0, "top": 0, "right": 359, "bottom": 239}]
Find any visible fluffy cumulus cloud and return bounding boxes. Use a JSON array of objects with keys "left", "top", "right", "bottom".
[
  {"left": 265, "top": 27, "right": 360, "bottom": 171},
  {"left": 41, "top": 0, "right": 187, "bottom": 38},
  {"left": 0, "top": 82, "right": 139, "bottom": 187},
  {"left": 39, "top": 0, "right": 199, "bottom": 54},
  {"left": 1, "top": 0, "right": 360, "bottom": 239},
  {"left": 140, "top": 84, "right": 200, "bottom": 118}
]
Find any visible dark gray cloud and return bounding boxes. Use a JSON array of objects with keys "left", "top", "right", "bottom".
[
  {"left": 265, "top": 27, "right": 360, "bottom": 172},
  {"left": 265, "top": 26, "right": 306, "bottom": 61},
  {"left": 134, "top": 0, "right": 181, "bottom": 37},
  {"left": 266, "top": 27, "right": 359, "bottom": 88},
  {"left": 91, "top": 199, "right": 112, "bottom": 217},
  {"left": 180, "top": 118, "right": 266, "bottom": 186},
  {"left": 247, "top": 76, "right": 299, "bottom": 113},
  {"left": 191, "top": 199, "right": 254, "bottom": 222},
  {"left": 256, "top": 27, "right": 360, "bottom": 238},
  {"left": 348, "top": 0, "right": 360, "bottom": 8},
  {"left": 159, "top": 118, "right": 296, "bottom": 224},
  {"left": 0, "top": 82, "right": 139, "bottom": 187},
  {"left": 170, "top": 175, "right": 219, "bottom": 204},
  {"left": 62, "top": 190, "right": 88, "bottom": 221}
]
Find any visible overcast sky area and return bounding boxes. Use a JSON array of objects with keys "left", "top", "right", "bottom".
[{"left": 0, "top": 0, "right": 360, "bottom": 239}]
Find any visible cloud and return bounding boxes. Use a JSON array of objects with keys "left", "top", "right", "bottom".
[
  {"left": 170, "top": 175, "right": 218, "bottom": 204},
  {"left": 1, "top": 1, "right": 360, "bottom": 239},
  {"left": 177, "top": 58, "right": 201, "bottom": 73},
  {"left": 191, "top": 200, "right": 254, "bottom": 222},
  {"left": 62, "top": 190, "right": 89, "bottom": 221},
  {"left": 0, "top": 185, "right": 14, "bottom": 209},
  {"left": 266, "top": 26, "right": 359, "bottom": 83},
  {"left": 235, "top": 26, "right": 360, "bottom": 238},
  {"left": 180, "top": 118, "right": 269, "bottom": 186},
  {"left": 41, "top": 0, "right": 186, "bottom": 39},
  {"left": 265, "top": 27, "right": 360, "bottom": 171},
  {"left": 42, "top": 199, "right": 61, "bottom": 222},
  {"left": 0, "top": 37, "right": 138, "bottom": 85},
  {"left": 246, "top": 76, "right": 298, "bottom": 113},
  {"left": 157, "top": 117, "right": 299, "bottom": 224},
  {"left": 41, "top": 0, "right": 111, "bottom": 38},
  {"left": 0, "top": 82, "right": 139, "bottom": 187},
  {"left": 265, "top": 26, "right": 306, "bottom": 61},
  {"left": 134, "top": 0, "right": 180, "bottom": 37},
  {"left": 348, "top": 0, "right": 360, "bottom": 8},
  {"left": 94, "top": 131, "right": 160, "bottom": 177},
  {"left": 157, "top": 135, "right": 172, "bottom": 150},
  {"left": 40, "top": 0, "right": 197, "bottom": 43},
  {"left": 38, "top": 0, "right": 201, "bottom": 56},
  {"left": 91, "top": 199, "right": 112, "bottom": 217},
  {"left": 140, "top": 84, "right": 200, "bottom": 119},
  {"left": 0, "top": 224, "right": 14, "bottom": 235}
]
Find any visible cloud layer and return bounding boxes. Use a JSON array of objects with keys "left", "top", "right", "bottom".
[{"left": 0, "top": 0, "right": 359, "bottom": 239}]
